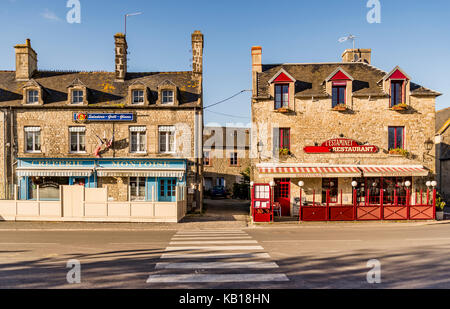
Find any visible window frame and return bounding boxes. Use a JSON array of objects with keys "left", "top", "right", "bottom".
[
  {"left": 203, "top": 151, "right": 211, "bottom": 166},
  {"left": 390, "top": 80, "right": 404, "bottom": 107},
  {"left": 130, "top": 129, "right": 147, "bottom": 153},
  {"left": 279, "top": 128, "right": 291, "bottom": 151},
  {"left": 332, "top": 84, "right": 346, "bottom": 107},
  {"left": 27, "top": 90, "right": 39, "bottom": 104},
  {"left": 25, "top": 128, "right": 41, "bottom": 153},
  {"left": 388, "top": 126, "right": 405, "bottom": 150},
  {"left": 132, "top": 89, "right": 145, "bottom": 105},
  {"left": 159, "top": 126, "right": 176, "bottom": 154},
  {"left": 274, "top": 84, "right": 289, "bottom": 110},
  {"left": 162, "top": 90, "right": 174, "bottom": 105},
  {"left": 69, "top": 128, "right": 86, "bottom": 153},
  {"left": 229, "top": 152, "right": 238, "bottom": 166},
  {"left": 130, "top": 177, "right": 146, "bottom": 201},
  {"left": 72, "top": 90, "right": 84, "bottom": 105}
]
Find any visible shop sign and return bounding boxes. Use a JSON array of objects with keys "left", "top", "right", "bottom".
[
  {"left": 304, "top": 138, "right": 379, "bottom": 154},
  {"left": 99, "top": 159, "right": 186, "bottom": 170},
  {"left": 74, "top": 113, "right": 134, "bottom": 123}
]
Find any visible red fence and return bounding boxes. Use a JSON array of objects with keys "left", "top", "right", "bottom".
[{"left": 299, "top": 189, "right": 436, "bottom": 222}]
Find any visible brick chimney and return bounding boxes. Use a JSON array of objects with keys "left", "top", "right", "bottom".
[
  {"left": 14, "top": 39, "right": 37, "bottom": 81},
  {"left": 114, "top": 33, "right": 128, "bottom": 82},
  {"left": 251, "top": 46, "right": 262, "bottom": 97},
  {"left": 191, "top": 30, "right": 204, "bottom": 77},
  {"left": 342, "top": 48, "right": 371, "bottom": 64}
]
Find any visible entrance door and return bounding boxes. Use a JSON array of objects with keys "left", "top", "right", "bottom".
[
  {"left": 159, "top": 178, "right": 177, "bottom": 202},
  {"left": 275, "top": 178, "right": 291, "bottom": 216}
]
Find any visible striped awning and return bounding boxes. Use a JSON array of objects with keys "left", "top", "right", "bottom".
[
  {"left": 17, "top": 168, "right": 93, "bottom": 177},
  {"left": 360, "top": 166, "right": 429, "bottom": 177},
  {"left": 96, "top": 169, "right": 184, "bottom": 178},
  {"left": 258, "top": 166, "right": 361, "bottom": 178}
]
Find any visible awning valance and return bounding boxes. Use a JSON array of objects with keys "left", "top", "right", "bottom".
[
  {"left": 360, "top": 166, "right": 429, "bottom": 177},
  {"left": 17, "top": 168, "right": 93, "bottom": 177},
  {"left": 96, "top": 169, "right": 184, "bottom": 178},
  {"left": 258, "top": 166, "right": 361, "bottom": 178}
]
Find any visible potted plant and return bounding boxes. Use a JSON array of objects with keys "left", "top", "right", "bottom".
[
  {"left": 275, "top": 107, "right": 290, "bottom": 113},
  {"left": 333, "top": 104, "right": 347, "bottom": 111},
  {"left": 391, "top": 103, "right": 408, "bottom": 111},
  {"left": 436, "top": 192, "right": 446, "bottom": 221},
  {"left": 279, "top": 148, "right": 291, "bottom": 157},
  {"left": 389, "top": 148, "right": 410, "bottom": 157}
]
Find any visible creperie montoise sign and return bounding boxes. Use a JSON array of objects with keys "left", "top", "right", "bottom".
[{"left": 304, "top": 138, "right": 379, "bottom": 154}]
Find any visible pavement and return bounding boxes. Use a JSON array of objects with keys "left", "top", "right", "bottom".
[{"left": 1, "top": 199, "right": 450, "bottom": 289}]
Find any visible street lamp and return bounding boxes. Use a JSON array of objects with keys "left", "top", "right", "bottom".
[
  {"left": 352, "top": 181, "right": 358, "bottom": 187},
  {"left": 431, "top": 181, "right": 437, "bottom": 188},
  {"left": 405, "top": 181, "right": 411, "bottom": 188},
  {"left": 424, "top": 139, "right": 434, "bottom": 152}
]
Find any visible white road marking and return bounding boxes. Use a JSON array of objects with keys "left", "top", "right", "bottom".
[
  {"left": 169, "top": 240, "right": 258, "bottom": 245},
  {"left": 165, "top": 246, "right": 265, "bottom": 251},
  {"left": 155, "top": 262, "right": 280, "bottom": 269},
  {"left": 172, "top": 236, "right": 253, "bottom": 240},
  {"left": 146, "top": 274, "right": 289, "bottom": 283},
  {"left": 262, "top": 240, "right": 362, "bottom": 243},
  {"left": 0, "top": 243, "right": 59, "bottom": 245},
  {"left": 160, "top": 252, "right": 272, "bottom": 259}
]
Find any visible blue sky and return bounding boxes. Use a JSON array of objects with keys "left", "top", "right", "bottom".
[{"left": 1, "top": 0, "right": 449, "bottom": 125}]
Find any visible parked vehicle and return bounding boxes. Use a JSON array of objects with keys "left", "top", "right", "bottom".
[{"left": 211, "top": 186, "right": 227, "bottom": 199}]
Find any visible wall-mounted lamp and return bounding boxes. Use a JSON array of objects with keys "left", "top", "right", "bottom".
[{"left": 425, "top": 139, "right": 434, "bottom": 152}]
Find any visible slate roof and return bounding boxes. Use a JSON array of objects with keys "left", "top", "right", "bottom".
[
  {"left": 0, "top": 70, "right": 200, "bottom": 107},
  {"left": 437, "top": 107, "right": 450, "bottom": 133},
  {"left": 254, "top": 62, "right": 441, "bottom": 99}
]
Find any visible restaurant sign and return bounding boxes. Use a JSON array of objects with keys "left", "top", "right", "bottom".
[
  {"left": 304, "top": 138, "right": 379, "bottom": 154},
  {"left": 74, "top": 113, "right": 134, "bottom": 123}
]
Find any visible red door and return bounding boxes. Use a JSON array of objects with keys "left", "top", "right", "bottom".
[{"left": 275, "top": 178, "right": 291, "bottom": 216}]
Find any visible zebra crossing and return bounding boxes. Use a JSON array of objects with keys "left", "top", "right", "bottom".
[{"left": 146, "top": 229, "right": 289, "bottom": 284}]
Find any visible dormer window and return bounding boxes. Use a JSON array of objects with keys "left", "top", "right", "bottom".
[
  {"left": 275, "top": 84, "right": 289, "bottom": 109},
  {"left": 27, "top": 90, "right": 39, "bottom": 104},
  {"left": 132, "top": 90, "right": 145, "bottom": 105},
  {"left": 162, "top": 90, "right": 174, "bottom": 104},
  {"left": 390, "top": 80, "right": 404, "bottom": 107},
  {"left": 332, "top": 82, "right": 346, "bottom": 107},
  {"left": 72, "top": 90, "right": 84, "bottom": 104}
]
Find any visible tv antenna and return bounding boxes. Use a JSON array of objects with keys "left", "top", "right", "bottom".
[{"left": 125, "top": 12, "right": 143, "bottom": 36}]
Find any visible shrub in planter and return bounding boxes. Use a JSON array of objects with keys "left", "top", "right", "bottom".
[
  {"left": 279, "top": 148, "right": 291, "bottom": 156},
  {"left": 392, "top": 103, "right": 408, "bottom": 111},
  {"left": 389, "top": 148, "right": 409, "bottom": 157}
]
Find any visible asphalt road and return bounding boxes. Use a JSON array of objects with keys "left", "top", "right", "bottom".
[{"left": 1, "top": 223, "right": 450, "bottom": 289}]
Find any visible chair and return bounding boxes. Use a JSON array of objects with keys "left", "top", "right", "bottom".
[{"left": 273, "top": 202, "right": 282, "bottom": 217}]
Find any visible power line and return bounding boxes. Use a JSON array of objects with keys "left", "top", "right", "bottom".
[
  {"left": 203, "top": 90, "right": 251, "bottom": 110},
  {"left": 205, "top": 110, "right": 251, "bottom": 120}
]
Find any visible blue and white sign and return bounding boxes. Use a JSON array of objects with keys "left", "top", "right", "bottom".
[{"left": 74, "top": 113, "right": 134, "bottom": 122}]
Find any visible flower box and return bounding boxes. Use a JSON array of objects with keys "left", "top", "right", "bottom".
[
  {"left": 391, "top": 103, "right": 408, "bottom": 111},
  {"left": 332, "top": 104, "right": 347, "bottom": 111},
  {"left": 389, "top": 148, "right": 409, "bottom": 157},
  {"left": 275, "top": 107, "right": 291, "bottom": 113}
]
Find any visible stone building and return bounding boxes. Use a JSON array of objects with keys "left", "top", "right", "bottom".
[
  {"left": 251, "top": 46, "right": 441, "bottom": 216},
  {"left": 436, "top": 107, "right": 450, "bottom": 204},
  {"left": 203, "top": 126, "right": 250, "bottom": 195},
  {"left": 0, "top": 31, "right": 204, "bottom": 221}
]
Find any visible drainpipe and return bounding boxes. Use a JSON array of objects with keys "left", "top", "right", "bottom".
[
  {"left": 9, "top": 107, "right": 15, "bottom": 200},
  {"left": 2, "top": 109, "right": 7, "bottom": 199}
]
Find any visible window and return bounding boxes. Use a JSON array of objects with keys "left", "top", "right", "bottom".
[
  {"left": 72, "top": 90, "right": 84, "bottom": 104},
  {"left": 162, "top": 90, "right": 174, "bottom": 104},
  {"left": 130, "top": 127, "right": 147, "bottom": 153},
  {"left": 388, "top": 126, "right": 405, "bottom": 150},
  {"left": 229, "top": 152, "right": 238, "bottom": 166},
  {"left": 332, "top": 85, "right": 346, "bottom": 107},
  {"left": 159, "top": 126, "right": 175, "bottom": 153},
  {"left": 390, "top": 81, "right": 404, "bottom": 107},
  {"left": 132, "top": 90, "right": 144, "bottom": 104},
  {"left": 159, "top": 178, "right": 176, "bottom": 202},
  {"left": 275, "top": 84, "right": 289, "bottom": 109},
  {"left": 130, "top": 177, "right": 146, "bottom": 201},
  {"left": 69, "top": 127, "right": 86, "bottom": 153},
  {"left": 277, "top": 128, "right": 290, "bottom": 152},
  {"left": 322, "top": 178, "right": 338, "bottom": 204},
  {"left": 25, "top": 127, "right": 41, "bottom": 153},
  {"left": 27, "top": 90, "right": 39, "bottom": 104},
  {"left": 203, "top": 151, "right": 211, "bottom": 166}
]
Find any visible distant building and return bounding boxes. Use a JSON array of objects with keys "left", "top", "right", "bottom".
[
  {"left": 203, "top": 127, "right": 250, "bottom": 195},
  {"left": 436, "top": 107, "right": 450, "bottom": 204},
  {"left": 0, "top": 31, "right": 204, "bottom": 222}
]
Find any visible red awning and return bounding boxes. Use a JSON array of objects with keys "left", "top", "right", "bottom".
[
  {"left": 360, "top": 166, "right": 428, "bottom": 177},
  {"left": 258, "top": 166, "right": 361, "bottom": 178}
]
